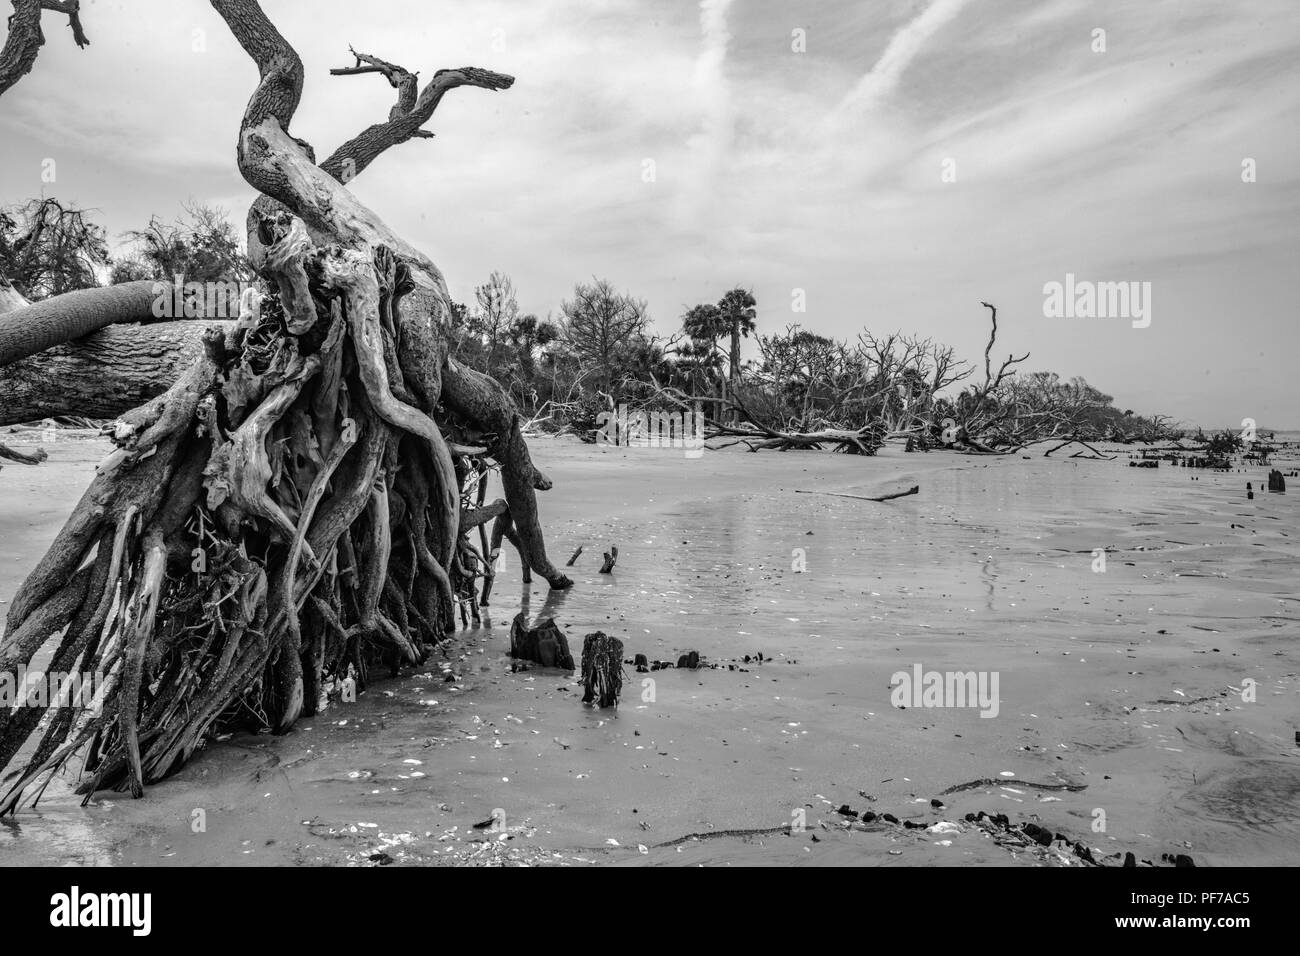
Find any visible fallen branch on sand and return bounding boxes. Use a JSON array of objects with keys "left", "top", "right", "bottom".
[
  {"left": 0, "top": 441, "right": 47, "bottom": 465},
  {"left": 655, "top": 824, "right": 793, "bottom": 847},
  {"left": 940, "top": 777, "right": 1087, "bottom": 795},
  {"left": 795, "top": 485, "right": 919, "bottom": 503},
  {"left": 1042, "top": 438, "right": 1116, "bottom": 460}
]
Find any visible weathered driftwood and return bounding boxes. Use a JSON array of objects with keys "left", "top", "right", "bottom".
[
  {"left": 795, "top": 485, "right": 919, "bottom": 503},
  {"left": 0, "top": 442, "right": 47, "bottom": 466},
  {"left": 708, "top": 421, "right": 887, "bottom": 455}
]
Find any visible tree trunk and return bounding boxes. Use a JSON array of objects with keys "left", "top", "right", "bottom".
[
  {"left": 0, "top": 280, "right": 161, "bottom": 366},
  {"left": 0, "top": 321, "right": 225, "bottom": 425}
]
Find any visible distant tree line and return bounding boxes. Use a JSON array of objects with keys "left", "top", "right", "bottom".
[{"left": 1, "top": 197, "right": 1181, "bottom": 449}]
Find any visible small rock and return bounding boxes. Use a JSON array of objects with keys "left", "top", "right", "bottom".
[{"left": 1022, "top": 823, "right": 1052, "bottom": 847}]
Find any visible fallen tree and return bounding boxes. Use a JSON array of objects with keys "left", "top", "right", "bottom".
[
  {"left": 0, "top": 0, "right": 569, "bottom": 810},
  {"left": 0, "top": 320, "right": 226, "bottom": 423}
]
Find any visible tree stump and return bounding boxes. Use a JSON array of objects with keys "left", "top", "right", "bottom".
[
  {"left": 509, "top": 612, "right": 574, "bottom": 670},
  {"left": 580, "top": 632, "right": 624, "bottom": 707}
]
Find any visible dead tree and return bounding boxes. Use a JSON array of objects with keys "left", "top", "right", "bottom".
[
  {"left": 0, "top": 0, "right": 569, "bottom": 810},
  {"left": 940, "top": 302, "right": 1029, "bottom": 453},
  {"left": 0, "top": 0, "right": 89, "bottom": 98}
]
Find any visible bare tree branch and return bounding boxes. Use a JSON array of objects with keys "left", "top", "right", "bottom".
[
  {"left": 329, "top": 46, "right": 418, "bottom": 119},
  {"left": 0, "top": 0, "right": 89, "bottom": 98},
  {"left": 321, "top": 62, "right": 514, "bottom": 182}
]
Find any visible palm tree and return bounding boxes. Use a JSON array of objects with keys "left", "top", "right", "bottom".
[
  {"left": 717, "top": 288, "right": 756, "bottom": 422},
  {"left": 682, "top": 302, "right": 725, "bottom": 347},
  {"left": 674, "top": 337, "right": 722, "bottom": 399},
  {"left": 718, "top": 287, "right": 756, "bottom": 381},
  {"left": 681, "top": 302, "right": 727, "bottom": 406}
]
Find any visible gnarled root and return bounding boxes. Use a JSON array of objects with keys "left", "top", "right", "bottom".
[{"left": 0, "top": 223, "right": 564, "bottom": 809}]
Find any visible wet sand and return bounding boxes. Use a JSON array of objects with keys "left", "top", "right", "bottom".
[{"left": 1, "top": 434, "right": 1297, "bottom": 866}]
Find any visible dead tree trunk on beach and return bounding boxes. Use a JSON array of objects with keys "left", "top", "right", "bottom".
[
  {"left": 0, "top": 0, "right": 569, "bottom": 810},
  {"left": 0, "top": 321, "right": 228, "bottom": 424}
]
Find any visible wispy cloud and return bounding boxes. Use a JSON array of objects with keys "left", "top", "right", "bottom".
[
  {"left": 837, "top": 0, "right": 974, "bottom": 115},
  {"left": 674, "top": 0, "right": 736, "bottom": 230}
]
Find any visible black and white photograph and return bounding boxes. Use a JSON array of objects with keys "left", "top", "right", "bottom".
[{"left": 0, "top": 0, "right": 1294, "bottom": 919}]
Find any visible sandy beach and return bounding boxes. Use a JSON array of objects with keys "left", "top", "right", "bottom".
[{"left": 1, "top": 434, "right": 1296, "bottom": 867}]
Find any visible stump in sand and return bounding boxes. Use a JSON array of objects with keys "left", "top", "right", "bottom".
[
  {"left": 581, "top": 632, "right": 624, "bottom": 707},
  {"left": 509, "top": 613, "right": 574, "bottom": 670}
]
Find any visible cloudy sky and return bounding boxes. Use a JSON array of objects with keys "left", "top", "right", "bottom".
[{"left": 2, "top": 0, "right": 1297, "bottom": 427}]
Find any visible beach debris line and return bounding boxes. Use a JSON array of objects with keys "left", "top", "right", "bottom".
[
  {"left": 509, "top": 613, "right": 575, "bottom": 670},
  {"left": 811, "top": 795, "right": 1193, "bottom": 867},
  {"left": 629, "top": 649, "right": 783, "bottom": 673},
  {"left": 581, "top": 632, "right": 624, "bottom": 707},
  {"left": 795, "top": 485, "right": 919, "bottom": 503}
]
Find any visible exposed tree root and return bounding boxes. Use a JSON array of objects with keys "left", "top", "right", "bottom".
[{"left": 0, "top": 0, "right": 567, "bottom": 810}]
